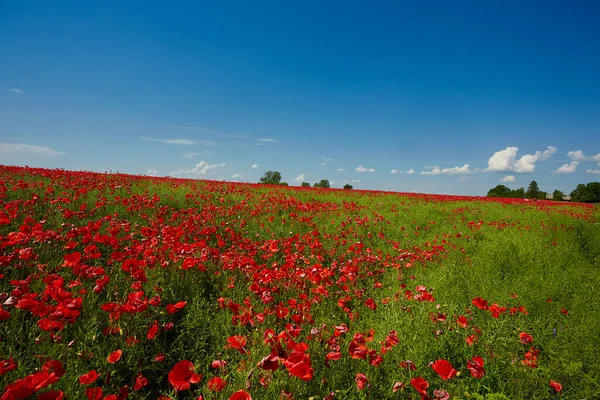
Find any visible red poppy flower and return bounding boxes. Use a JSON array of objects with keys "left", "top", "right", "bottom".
[
  {"left": 472, "top": 297, "right": 488, "bottom": 310},
  {"left": 457, "top": 315, "right": 468, "bottom": 328},
  {"left": 465, "top": 334, "right": 477, "bottom": 346},
  {"left": 79, "top": 370, "right": 100, "bottom": 385},
  {"left": 0, "top": 357, "right": 18, "bottom": 375},
  {"left": 549, "top": 380, "right": 562, "bottom": 393},
  {"left": 134, "top": 373, "right": 148, "bottom": 390},
  {"left": 107, "top": 350, "right": 122, "bottom": 364},
  {"left": 400, "top": 360, "right": 417, "bottom": 371},
  {"left": 39, "top": 390, "right": 65, "bottom": 400},
  {"left": 519, "top": 332, "right": 533, "bottom": 344},
  {"left": 355, "top": 373, "right": 369, "bottom": 390},
  {"left": 168, "top": 360, "right": 201, "bottom": 391},
  {"left": 431, "top": 359, "right": 457, "bottom": 380},
  {"left": 257, "top": 354, "right": 279, "bottom": 371},
  {"left": 283, "top": 350, "right": 314, "bottom": 381},
  {"left": 410, "top": 376, "right": 429, "bottom": 397},
  {"left": 211, "top": 360, "right": 227, "bottom": 369},
  {"left": 392, "top": 381, "right": 405, "bottom": 392},
  {"left": 0, "top": 308, "right": 10, "bottom": 321},
  {"left": 522, "top": 346, "right": 540, "bottom": 368},
  {"left": 385, "top": 330, "right": 399, "bottom": 349},
  {"left": 489, "top": 303, "right": 507, "bottom": 318},
  {"left": 229, "top": 390, "right": 252, "bottom": 400},
  {"left": 166, "top": 301, "right": 187, "bottom": 315},
  {"left": 207, "top": 377, "right": 227, "bottom": 392},
  {"left": 147, "top": 320, "right": 159, "bottom": 340},
  {"left": 467, "top": 356, "right": 485, "bottom": 378},
  {"left": 364, "top": 298, "right": 377, "bottom": 310},
  {"left": 85, "top": 387, "right": 103, "bottom": 400},
  {"left": 226, "top": 335, "right": 249, "bottom": 354}
]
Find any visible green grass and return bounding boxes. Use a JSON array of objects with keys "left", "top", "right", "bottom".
[{"left": 0, "top": 166, "right": 599, "bottom": 399}]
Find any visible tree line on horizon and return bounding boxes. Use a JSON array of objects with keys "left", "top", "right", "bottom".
[
  {"left": 487, "top": 180, "right": 600, "bottom": 203},
  {"left": 258, "top": 171, "right": 600, "bottom": 203},
  {"left": 259, "top": 170, "right": 353, "bottom": 189}
]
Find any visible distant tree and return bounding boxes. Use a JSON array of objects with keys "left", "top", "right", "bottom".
[
  {"left": 570, "top": 182, "right": 600, "bottom": 203},
  {"left": 487, "top": 185, "right": 511, "bottom": 198},
  {"left": 526, "top": 180, "right": 540, "bottom": 199},
  {"left": 570, "top": 184, "right": 588, "bottom": 202},
  {"left": 537, "top": 191, "right": 548, "bottom": 200},
  {"left": 301, "top": 182, "right": 311, "bottom": 187},
  {"left": 553, "top": 189, "right": 565, "bottom": 201},
  {"left": 280, "top": 182, "right": 288, "bottom": 186},
  {"left": 512, "top": 187, "right": 525, "bottom": 198},
  {"left": 259, "top": 171, "right": 282, "bottom": 185},
  {"left": 343, "top": 184, "right": 353, "bottom": 190},
  {"left": 313, "top": 179, "right": 330, "bottom": 189},
  {"left": 318, "top": 179, "right": 330, "bottom": 189}
]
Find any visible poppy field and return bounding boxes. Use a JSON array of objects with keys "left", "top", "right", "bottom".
[{"left": 0, "top": 165, "right": 599, "bottom": 400}]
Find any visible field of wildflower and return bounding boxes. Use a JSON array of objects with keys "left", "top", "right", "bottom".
[{"left": 1, "top": 165, "right": 599, "bottom": 400}]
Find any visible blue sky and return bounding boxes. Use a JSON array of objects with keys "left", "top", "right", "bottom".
[{"left": 1, "top": 1, "right": 599, "bottom": 195}]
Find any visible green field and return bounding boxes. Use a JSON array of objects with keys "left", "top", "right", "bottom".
[{"left": 1, "top": 166, "right": 599, "bottom": 399}]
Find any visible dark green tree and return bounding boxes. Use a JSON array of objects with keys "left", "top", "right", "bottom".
[
  {"left": 552, "top": 189, "right": 565, "bottom": 201},
  {"left": 301, "top": 182, "right": 310, "bottom": 187},
  {"left": 259, "top": 171, "right": 282, "bottom": 185},
  {"left": 313, "top": 179, "right": 330, "bottom": 189},
  {"left": 570, "top": 182, "right": 600, "bottom": 203},
  {"left": 343, "top": 184, "right": 353, "bottom": 190},
  {"left": 487, "top": 185, "right": 511, "bottom": 197},
  {"left": 526, "top": 180, "right": 540, "bottom": 199},
  {"left": 512, "top": 187, "right": 525, "bottom": 198}
]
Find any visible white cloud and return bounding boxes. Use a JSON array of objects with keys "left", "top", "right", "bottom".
[
  {"left": 421, "top": 164, "right": 473, "bottom": 175},
  {"left": 146, "top": 168, "right": 159, "bottom": 176},
  {"left": 170, "top": 160, "right": 226, "bottom": 177},
  {"left": 257, "top": 138, "right": 277, "bottom": 143},
  {"left": 486, "top": 146, "right": 557, "bottom": 173},
  {"left": 586, "top": 169, "right": 600, "bottom": 175},
  {"left": 356, "top": 166, "right": 375, "bottom": 173},
  {"left": 390, "top": 169, "right": 400, "bottom": 174},
  {"left": 405, "top": 169, "right": 415, "bottom": 174},
  {"left": 140, "top": 137, "right": 198, "bottom": 145},
  {"left": 567, "top": 150, "right": 586, "bottom": 161},
  {"left": 539, "top": 146, "right": 557, "bottom": 160},
  {"left": 487, "top": 147, "right": 519, "bottom": 172},
  {"left": 344, "top": 179, "right": 360, "bottom": 184},
  {"left": 321, "top": 157, "right": 333, "bottom": 166},
  {"left": 232, "top": 173, "right": 243, "bottom": 180},
  {"left": 9, "top": 88, "right": 24, "bottom": 94},
  {"left": 0, "top": 142, "right": 64, "bottom": 156},
  {"left": 553, "top": 161, "right": 579, "bottom": 174},
  {"left": 567, "top": 150, "right": 600, "bottom": 166},
  {"left": 182, "top": 151, "right": 211, "bottom": 158},
  {"left": 500, "top": 175, "right": 515, "bottom": 183},
  {"left": 337, "top": 168, "right": 346, "bottom": 172},
  {"left": 251, "top": 164, "right": 259, "bottom": 169},
  {"left": 293, "top": 173, "right": 306, "bottom": 182}
]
